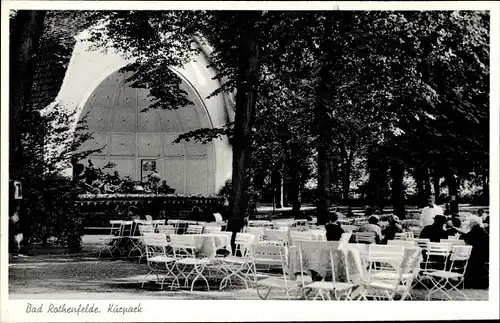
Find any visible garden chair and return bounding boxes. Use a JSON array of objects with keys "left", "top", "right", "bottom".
[
  {"left": 219, "top": 233, "right": 256, "bottom": 290},
  {"left": 387, "top": 240, "right": 416, "bottom": 247},
  {"left": 441, "top": 239, "right": 465, "bottom": 246},
  {"left": 169, "top": 234, "right": 214, "bottom": 291},
  {"left": 264, "top": 229, "right": 289, "bottom": 244},
  {"left": 203, "top": 225, "right": 222, "bottom": 233},
  {"left": 252, "top": 241, "right": 302, "bottom": 300},
  {"left": 98, "top": 220, "right": 125, "bottom": 258},
  {"left": 354, "top": 232, "right": 376, "bottom": 244},
  {"left": 141, "top": 232, "right": 176, "bottom": 290},
  {"left": 358, "top": 247, "right": 421, "bottom": 300},
  {"left": 342, "top": 225, "right": 358, "bottom": 233},
  {"left": 157, "top": 224, "right": 176, "bottom": 235},
  {"left": 297, "top": 240, "right": 356, "bottom": 300},
  {"left": 245, "top": 227, "right": 265, "bottom": 241},
  {"left": 409, "top": 238, "right": 430, "bottom": 249},
  {"left": 289, "top": 230, "right": 312, "bottom": 246},
  {"left": 152, "top": 219, "right": 165, "bottom": 228},
  {"left": 413, "top": 241, "right": 451, "bottom": 292},
  {"left": 185, "top": 224, "right": 204, "bottom": 235},
  {"left": 424, "top": 245, "right": 472, "bottom": 300},
  {"left": 365, "top": 245, "right": 405, "bottom": 275},
  {"left": 394, "top": 232, "right": 407, "bottom": 240}
]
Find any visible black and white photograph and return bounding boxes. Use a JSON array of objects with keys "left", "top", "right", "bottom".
[{"left": 1, "top": 1, "right": 499, "bottom": 322}]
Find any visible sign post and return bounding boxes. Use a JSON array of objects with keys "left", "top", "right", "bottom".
[{"left": 13, "top": 180, "right": 23, "bottom": 200}]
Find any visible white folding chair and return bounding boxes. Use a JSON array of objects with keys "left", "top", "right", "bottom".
[
  {"left": 169, "top": 234, "right": 214, "bottom": 291},
  {"left": 290, "top": 230, "right": 312, "bottom": 246},
  {"left": 297, "top": 240, "right": 355, "bottom": 300},
  {"left": 141, "top": 232, "right": 176, "bottom": 290},
  {"left": 358, "top": 247, "right": 421, "bottom": 301},
  {"left": 203, "top": 226, "right": 222, "bottom": 233},
  {"left": 342, "top": 225, "right": 358, "bottom": 233},
  {"left": 253, "top": 241, "right": 302, "bottom": 300},
  {"left": 133, "top": 224, "right": 155, "bottom": 263},
  {"left": 219, "top": 233, "right": 256, "bottom": 290},
  {"left": 157, "top": 224, "right": 176, "bottom": 235},
  {"left": 245, "top": 227, "right": 265, "bottom": 241},
  {"left": 441, "top": 239, "right": 466, "bottom": 246},
  {"left": 423, "top": 242, "right": 452, "bottom": 273},
  {"left": 410, "top": 238, "right": 430, "bottom": 249},
  {"left": 152, "top": 219, "right": 166, "bottom": 228},
  {"left": 354, "top": 232, "right": 376, "bottom": 244},
  {"left": 388, "top": 240, "right": 417, "bottom": 248},
  {"left": 185, "top": 224, "right": 204, "bottom": 235},
  {"left": 264, "top": 229, "right": 289, "bottom": 244},
  {"left": 425, "top": 245, "right": 472, "bottom": 300},
  {"left": 394, "top": 232, "right": 407, "bottom": 240},
  {"left": 127, "top": 220, "right": 152, "bottom": 260},
  {"left": 98, "top": 220, "right": 124, "bottom": 257},
  {"left": 310, "top": 230, "right": 326, "bottom": 241},
  {"left": 366, "top": 245, "right": 405, "bottom": 275}
]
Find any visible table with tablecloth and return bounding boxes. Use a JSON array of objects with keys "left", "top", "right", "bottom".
[
  {"left": 287, "top": 242, "right": 366, "bottom": 283},
  {"left": 288, "top": 243, "right": 422, "bottom": 284},
  {"left": 165, "top": 233, "right": 232, "bottom": 258}
]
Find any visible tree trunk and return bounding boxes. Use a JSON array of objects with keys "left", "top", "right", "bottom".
[
  {"left": 423, "top": 168, "right": 432, "bottom": 197},
  {"left": 414, "top": 170, "right": 424, "bottom": 208},
  {"left": 227, "top": 13, "right": 262, "bottom": 251},
  {"left": 9, "top": 11, "right": 47, "bottom": 254},
  {"left": 342, "top": 148, "right": 353, "bottom": 204},
  {"left": 315, "top": 68, "right": 331, "bottom": 225},
  {"left": 433, "top": 174, "right": 440, "bottom": 205},
  {"left": 391, "top": 158, "right": 406, "bottom": 219},
  {"left": 271, "top": 169, "right": 283, "bottom": 209},
  {"left": 445, "top": 170, "right": 458, "bottom": 213},
  {"left": 367, "top": 152, "right": 388, "bottom": 211},
  {"left": 482, "top": 168, "right": 489, "bottom": 204}
]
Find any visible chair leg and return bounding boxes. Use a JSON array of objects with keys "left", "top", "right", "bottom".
[
  {"left": 190, "top": 264, "right": 210, "bottom": 292},
  {"left": 256, "top": 286, "right": 272, "bottom": 300}
]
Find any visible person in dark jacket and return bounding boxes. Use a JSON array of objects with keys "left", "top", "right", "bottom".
[
  {"left": 325, "top": 213, "right": 344, "bottom": 241},
  {"left": 382, "top": 215, "right": 403, "bottom": 244},
  {"left": 454, "top": 215, "right": 489, "bottom": 288},
  {"left": 188, "top": 206, "right": 203, "bottom": 222},
  {"left": 419, "top": 215, "right": 448, "bottom": 242}
]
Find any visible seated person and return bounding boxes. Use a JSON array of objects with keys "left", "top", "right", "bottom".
[
  {"left": 483, "top": 215, "right": 489, "bottom": 234},
  {"left": 445, "top": 214, "right": 461, "bottom": 236},
  {"left": 357, "top": 215, "right": 383, "bottom": 244},
  {"left": 454, "top": 215, "right": 489, "bottom": 288},
  {"left": 346, "top": 206, "right": 355, "bottom": 218},
  {"left": 325, "top": 213, "right": 344, "bottom": 241},
  {"left": 381, "top": 215, "right": 403, "bottom": 244},
  {"left": 202, "top": 207, "right": 216, "bottom": 223},
  {"left": 187, "top": 206, "right": 203, "bottom": 222},
  {"left": 478, "top": 209, "right": 489, "bottom": 233},
  {"left": 419, "top": 214, "right": 448, "bottom": 242}
]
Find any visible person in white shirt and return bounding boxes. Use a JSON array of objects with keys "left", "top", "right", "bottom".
[{"left": 419, "top": 196, "right": 444, "bottom": 228}]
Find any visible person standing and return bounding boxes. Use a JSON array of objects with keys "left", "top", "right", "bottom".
[{"left": 419, "top": 196, "right": 444, "bottom": 228}]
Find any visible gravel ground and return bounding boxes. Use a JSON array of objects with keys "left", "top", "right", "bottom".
[{"left": 8, "top": 235, "right": 489, "bottom": 301}]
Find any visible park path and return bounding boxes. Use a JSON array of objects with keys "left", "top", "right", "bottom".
[{"left": 9, "top": 252, "right": 488, "bottom": 301}]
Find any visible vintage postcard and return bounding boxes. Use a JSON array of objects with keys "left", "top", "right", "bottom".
[{"left": 1, "top": 1, "right": 499, "bottom": 322}]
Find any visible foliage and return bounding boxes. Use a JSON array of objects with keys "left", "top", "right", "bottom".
[{"left": 18, "top": 104, "right": 96, "bottom": 249}]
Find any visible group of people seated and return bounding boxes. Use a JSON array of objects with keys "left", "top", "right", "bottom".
[
  {"left": 322, "top": 195, "right": 489, "bottom": 289},
  {"left": 324, "top": 212, "right": 402, "bottom": 245}
]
